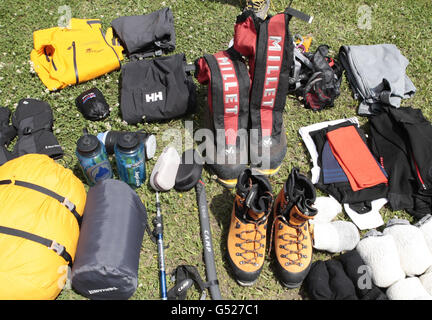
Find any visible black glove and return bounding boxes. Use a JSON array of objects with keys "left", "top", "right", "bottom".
[
  {"left": 338, "top": 249, "right": 388, "bottom": 300},
  {"left": 0, "top": 107, "right": 17, "bottom": 165},
  {"left": 304, "top": 259, "right": 358, "bottom": 300},
  {"left": 11, "top": 98, "right": 63, "bottom": 159}
]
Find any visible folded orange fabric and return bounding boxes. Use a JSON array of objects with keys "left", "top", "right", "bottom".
[{"left": 326, "top": 126, "right": 388, "bottom": 191}]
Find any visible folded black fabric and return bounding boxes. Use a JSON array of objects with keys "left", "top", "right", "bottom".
[
  {"left": 111, "top": 7, "right": 176, "bottom": 58},
  {"left": 369, "top": 106, "right": 432, "bottom": 218},
  {"left": 120, "top": 53, "right": 196, "bottom": 124},
  {"left": 310, "top": 121, "right": 388, "bottom": 207}
]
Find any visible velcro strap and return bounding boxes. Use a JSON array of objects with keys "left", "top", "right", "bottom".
[
  {"left": 167, "top": 265, "right": 207, "bottom": 300},
  {"left": 16, "top": 110, "right": 53, "bottom": 136},
  {"left": 204, "top": 279, "right": 219, "bottom": 288},
  {"left": 285, "top": 7, "right": 313, "bottom": 23},
  {"left": 0, "top": 225, "right": 73, "bottom": 265},
  {"left": 0, "top": 179, "right": 82, "bottom": 227}
]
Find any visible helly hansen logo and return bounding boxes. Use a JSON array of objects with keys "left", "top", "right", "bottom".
[{"left": 146, "top": 91, "right": 164, "bottom": 103}]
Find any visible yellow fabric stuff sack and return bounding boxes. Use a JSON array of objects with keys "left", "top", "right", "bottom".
[
  {"left": 0, "top": 154, "right": 86, "bottom": 299},
  {"left": 30, "top": 18, "right": 124, "bottom": 91}
]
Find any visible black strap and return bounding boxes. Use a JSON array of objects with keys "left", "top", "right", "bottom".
[
  {"left": 129, "top": 49, "right": 163, "bottom": 62},
  {"left": 284, "top": 7, "right": 313, "bottom": 23},
  {"left": 167, "top": 265, "right": 208, "bottom": 300},
  {"left": 0, "top": 179, "right": 82, "bottom": 227},
  {"left": 0, "top": 225, "right": 73, "bottom": 265},
  {"left": 183, "top": 63, "right": 196, "bottom": 74}
]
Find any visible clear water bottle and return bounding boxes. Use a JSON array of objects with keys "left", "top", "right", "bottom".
[
  {"left": 114, "top": 132, "right": 146, "bottom": 188},
  {"left": 76, "top": 129, "right": 113, "bottom": 186}
]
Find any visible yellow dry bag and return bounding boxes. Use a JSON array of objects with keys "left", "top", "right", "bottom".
[{"left": 0, "top": 154, "right": 86, "bottom": 299}]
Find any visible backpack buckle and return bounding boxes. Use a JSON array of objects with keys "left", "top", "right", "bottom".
[
  {"left": 49, "top": 240, "right": 65, "bottom": 256},
  {"left": 61, "top": 198, "right": 76, "bottom": 212}
]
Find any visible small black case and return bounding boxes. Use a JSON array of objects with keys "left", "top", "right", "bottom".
[
  {"left": 175, "top": 149, "right": 204, "bottom": 192},
  {"left": 75, "top": 87, "right": 110, "bottom": 121}
]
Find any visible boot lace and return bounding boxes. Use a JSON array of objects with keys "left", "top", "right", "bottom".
[
  {"left": 245, "top": 0, "right": 270, "bottom": 12},
  {"left": 269, "top": 204, "right": 309, "bottom": 267},
  {"left": 235, "top": 191, "right": 273, "bottom": 266}
]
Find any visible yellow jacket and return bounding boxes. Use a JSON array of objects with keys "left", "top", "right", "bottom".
[{"left": 30, "top": 18, "right": 124, "bottom": 91}]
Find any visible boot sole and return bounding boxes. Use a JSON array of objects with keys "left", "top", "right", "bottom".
[
  {"left": 280, "top": 280, "right": 303, "bottom": 289},
  {"left": 236, "top": 278, "right": 258, "bottom": 287},
  {"left": 216, "top": 177, "right": 238, "bottom": 189},
  {"left": 251, "top": 164, "right": 282, "bottom": 177}
]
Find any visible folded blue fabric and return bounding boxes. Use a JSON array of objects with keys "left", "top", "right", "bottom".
[{"left": 322, "top": 140, "right": 348, "bottom": 184}]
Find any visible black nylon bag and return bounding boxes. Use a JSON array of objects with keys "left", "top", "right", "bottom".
[
  {"left": 75, "top": 87, "right": 110, "bottom": 121},
  {"left": 120, "top": 53, "right": 196, "bottom": 124},
  {"left": 111, "top": 7, "right": 176, "bottom": 58},
  {"left": 71, "top": 179, "right": 148, "bottom": 300}
]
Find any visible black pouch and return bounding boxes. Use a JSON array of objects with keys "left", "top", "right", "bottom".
[
  {"left": 111, "top": 7, "right": 176, "bottom": 59},
  {"left": 120, "top": 53, "right": 196, "bottom": 124},
  {"left": 175, "top": 149, "right": 204, "bottom": 192},
  {"left": 75, "top": 87, "right": 110, "bottom": 121}
]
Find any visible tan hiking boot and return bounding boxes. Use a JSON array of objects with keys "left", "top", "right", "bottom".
[
  {"left": 227, "top": 168, "right": 273, "bottom": 286},
  {"left": 271, "top": 167, "right": 317, "bottom": 288}
]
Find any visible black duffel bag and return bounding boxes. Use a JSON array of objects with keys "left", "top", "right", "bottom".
[{"left": 120, "top": 53, "right": 196, "bottom": 124}]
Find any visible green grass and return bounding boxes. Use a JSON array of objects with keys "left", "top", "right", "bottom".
[{"left": 0, "top": 0, "right": 431, "bottom": 300}]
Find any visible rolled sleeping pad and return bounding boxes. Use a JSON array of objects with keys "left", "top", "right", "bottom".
[{"left": 71, "top": 179, "right": 148, "bottom": 300}]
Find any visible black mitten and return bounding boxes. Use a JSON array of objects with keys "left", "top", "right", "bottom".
[
  {"left": 304, "top": 260, "right": 333, "bottom": 300},
  {"left": 325, "top": 259, "right": 358, "bottom": 300},
  {"left": 0, "top": 107, "right": 17, "bottom": 165},
  {"left": 338, "top": 249, "right": 388, "bottom": 300},
  {"left": 75, "top": 87, "right": 110, "bottom": 121},
  {"left": 11, "top": 98, "right": 63, "bottom": 159}
]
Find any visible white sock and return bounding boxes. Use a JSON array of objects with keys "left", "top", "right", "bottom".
[
  {"left": 311, "top": 196, "right": 342, "bottom": 224},
  {"left": 420, "top": 266, "right": 432, "bottom": 296},
  {"left": 415, "top": 214, "right": 432, "bottom": 254},
  {"left": 313, "top": 220, "right": 360, "bottom": 253},
  {"left": 313, "top": 222, "right": 339, "bottom": 253},
  {"left": 386, "top": 277, "right": 432, "bottom": 300},
  {"left": 332, "top": 221, "right": 360, "bottom": 252},
  {"left": 383, "top": 218, "right": 432, "bottom": 277},
  {"left": 356, "top": 230, "right": 405, "bottom": 288}
]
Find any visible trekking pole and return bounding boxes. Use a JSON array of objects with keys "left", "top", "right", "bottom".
[
  {"left": 153, "top": 191, "right": 168, "bottom": 300},
  {"left": 195, "top": 179, "right": 222, "bottom": 300}
]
